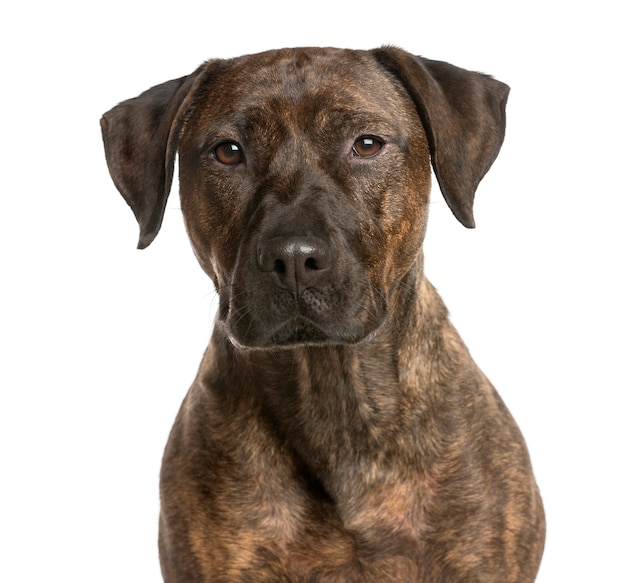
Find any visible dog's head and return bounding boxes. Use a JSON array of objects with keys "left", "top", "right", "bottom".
[{"left": 101, "top": 47, "right": 508, "bottom": 349}]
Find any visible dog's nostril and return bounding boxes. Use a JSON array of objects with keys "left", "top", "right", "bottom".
[
  {"left": 304, "top": 257, "right": 319, "bottom": 270},
  {"left": 274, "top": 259, "right": 286, "bottom": 274}
]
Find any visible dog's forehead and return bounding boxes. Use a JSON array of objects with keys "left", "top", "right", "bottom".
[
  {"left": 193, "top": 48, "right": 412, "bottom": 125},
  {"left": 227, "top": 48, "right": 383, "bottom": 91}
]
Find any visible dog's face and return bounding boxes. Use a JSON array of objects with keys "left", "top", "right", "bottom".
[
  {"left": 101, "top": 47, "right": 509, "bottom": 350},
  {"left": 178, "top": 49, "right": 431, "bottom": 348}
]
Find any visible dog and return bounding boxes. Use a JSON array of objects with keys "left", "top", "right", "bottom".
[{"left": 101, "top": 46, "right": 545, "bottom": 582}]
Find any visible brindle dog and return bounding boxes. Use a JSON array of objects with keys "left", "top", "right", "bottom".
[{"left": 101, "top": 47, "right": 545, "bottom": 582}]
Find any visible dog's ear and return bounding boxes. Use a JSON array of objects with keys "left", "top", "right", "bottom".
[
  {"left": 373, "top": 47, "right": 510, "bottom": 228},
  {"left": 101, "top": 74, "right": 199, "bottom": 248}
]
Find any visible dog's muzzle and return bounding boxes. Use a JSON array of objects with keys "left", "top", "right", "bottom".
[{"left": 220, "top": 232, "right": 387, "bottom": 349}]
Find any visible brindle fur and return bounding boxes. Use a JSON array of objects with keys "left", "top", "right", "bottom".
[{"left": 101, "top": 47, "right": 545, "bottom": 582}]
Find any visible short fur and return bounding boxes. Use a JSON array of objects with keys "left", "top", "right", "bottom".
[{"left": 101, "top": 46, "right": 545, "bottom": 582}]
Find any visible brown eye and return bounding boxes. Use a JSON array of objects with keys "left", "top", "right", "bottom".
[
  {"left": 214, "top": 141, "right": 244, "bottom": 165},
  {"left": 352, "top": 136, "right": 384, "bottom": 158}
]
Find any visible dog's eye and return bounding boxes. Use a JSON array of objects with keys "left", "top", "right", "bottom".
[
  {"left": 214, "top": 141, "right": 244, "bottom": 165},
  {"left": 352, "top": 136, "right": 384, "bottom": 158}
]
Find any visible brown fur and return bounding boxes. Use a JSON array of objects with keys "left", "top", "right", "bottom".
[{"left": 101, "top": 46, "right": 545, "bottom": 582}]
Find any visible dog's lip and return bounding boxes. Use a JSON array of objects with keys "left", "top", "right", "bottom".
[
  {"left": 229, "top": 315, "right": 357, "bottom": 349},
  {"left": 226, "top": 308, "right": 387, "bottom": 350},
  {"left": 266, "top": 316, "right": 331, "bottom": 346},
  {"left": 263, "top": 315, "right": 383, "bottom": 349},
  {"left": 223, "top": 316, "right": 327, "bottom": 350}
]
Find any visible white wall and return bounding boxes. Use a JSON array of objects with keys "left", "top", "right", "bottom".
[{"left": 1, "top": 1, "right": 623, "bottom": 581}]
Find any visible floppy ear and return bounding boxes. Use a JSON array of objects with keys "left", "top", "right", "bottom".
[
  {"left": 101, "top": 74, "right": 198, "bottom": 248},
  {"left": 373, "top": 47, "right": 510, "bottom": 228}
]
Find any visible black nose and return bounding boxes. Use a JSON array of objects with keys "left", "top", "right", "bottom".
[{"left": 257, "top": 236, "right": 332, "bottom": 293}]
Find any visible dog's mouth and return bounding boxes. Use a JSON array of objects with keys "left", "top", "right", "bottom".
[
  {"left": 220, "top": 286, "right": 387, "bottom": 350},
  {"left": 267, "top": 317, "right": 337, "bottom": 347},
  {"left": 224, "top": 314, "right": 382, "bottom": 350}
]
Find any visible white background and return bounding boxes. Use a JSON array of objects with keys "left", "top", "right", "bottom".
[{"left": 1, "top": 1, "right": 624, "bottom": 581}]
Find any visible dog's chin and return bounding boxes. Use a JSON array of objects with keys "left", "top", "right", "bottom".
[{"left": 226, "top": 316, "right": 383, "bottom": 351}]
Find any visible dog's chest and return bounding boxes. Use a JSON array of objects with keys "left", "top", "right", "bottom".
[{"left": 192, "top": 454, "right": 431, "bottom": 582}]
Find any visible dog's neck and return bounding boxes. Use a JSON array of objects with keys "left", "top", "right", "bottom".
[{"left": 200, "top": 261, "right": 470, "bottom": 502}]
